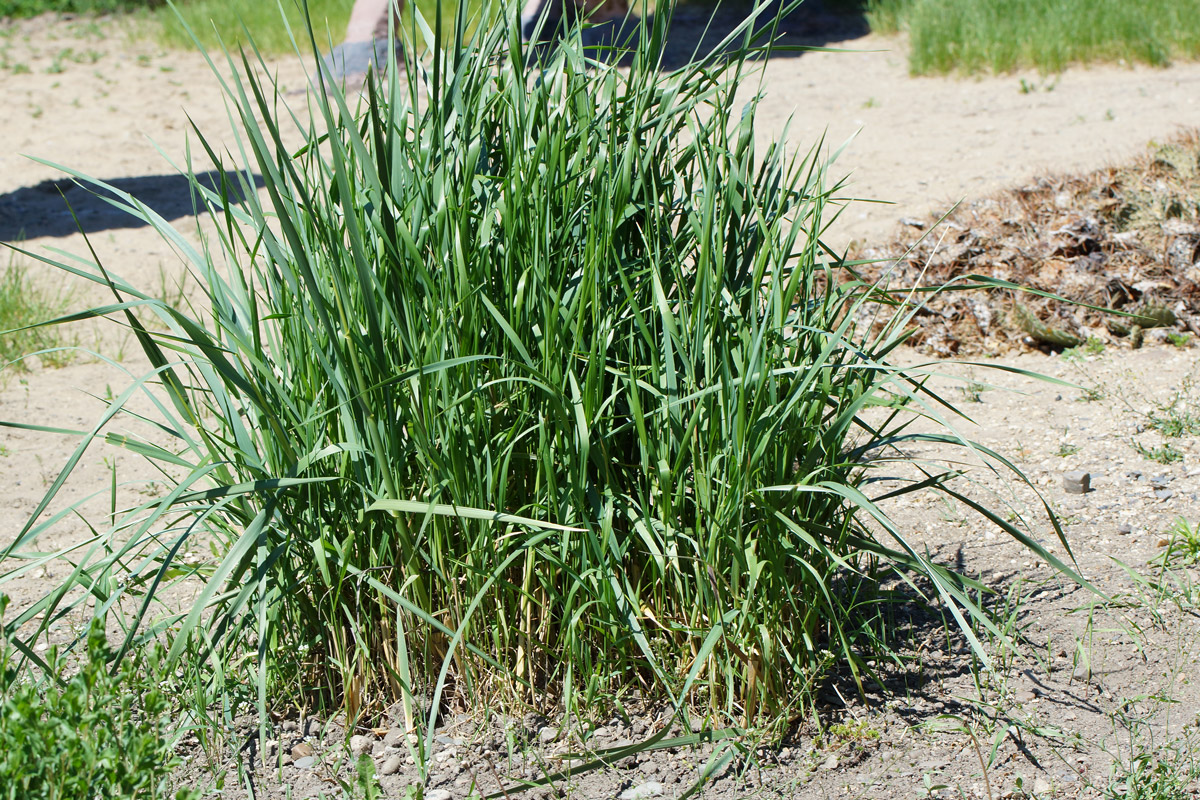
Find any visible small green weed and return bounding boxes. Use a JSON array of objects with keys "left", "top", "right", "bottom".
[
  {"left": 958, "top": 378, "right": 990, "bottom": 403},
  {"left": 0, "top": 598, "right": 197, "bottom": 800},
  {"left": 1146, "top": 394, "right": 1200, "bottom": 438},
  {"left": 1055, "top": 440, "right": 1082, "bottom": 458},
  {"left": 821, "top": 718, "right": 881, "bottom": 746},
  {"left": 1103, "top": 722, "right": 1200, "bottom": 800},
  {"left": 1062, "top": 336, "right": 1106, "bottom": 362},
  {"left": 1167, "top": 331, "right": 1191, "bottom": 348},
  {"left": 1132, "top": 441, "right": 1184, "bottom": 465}
]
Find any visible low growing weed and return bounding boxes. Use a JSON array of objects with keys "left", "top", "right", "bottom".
[
  {"left": 0, "top": 598, "right": 196, "bottom": 800},
  {"left": 1131, "top": 440, "right": 1184, "bottom": 465}
]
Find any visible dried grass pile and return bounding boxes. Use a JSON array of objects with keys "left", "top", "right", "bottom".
[{"left": 855, "top": 130, "right": 1200, "bottom": 354}]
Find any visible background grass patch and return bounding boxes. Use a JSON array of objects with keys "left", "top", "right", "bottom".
[{"left": 864, "top": 0, "right": 1200, "bottom": 74}]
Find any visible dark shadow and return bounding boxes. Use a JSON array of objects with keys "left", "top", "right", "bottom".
[
  {"left": 653, "top": 0, "right": 870, "bottom": 69},
  {"left": 0, "top": 171, "right": 264, "bottom": 243},
  {"left": 524, "top": 0, "right": 869, "bottom": 68}
]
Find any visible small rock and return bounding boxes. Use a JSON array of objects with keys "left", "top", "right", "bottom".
[
  {"left": 291, "top": 742, "right": 314, "bottom": 759},
  {"left": 293, "top": 756, "right": 316, "bottom": 770},
  {"left": 383, "top": 728, "right": 405, "bottom": 748},
  {"left": 425, "top": 791, "right": 453, "bottom": 800},
  {"left": 1158, "top": 537, "right": 1172, "bottom": 548},
  {"left": 1155, "top": 488, "right": 1174, "bottom": 501},
  {"left": 379, "top": 755, "right": 402, "bottom": 776},
  {"left": 1064, "top": 471, "right": 1091, "bottom": 494},
  {"left": 538, "top": 726, "right": 559, "bottom": 744},
  {"left": 1033, "top": 777, "right": 1051, "bottom": 795},
  {"left": 620, "top": 781, "right": 665, "bottom": 800},
  {"left": 822, "top": 754, "right": 839, "bottom": 771},
  {"left": 350, "top": 734, "right": 373, "bottom": 756},
  {"left": 1072, "top": 664, "right": 1091, "bottom": 682},
  {"left": 281, "top": 720, "right": 299, "bottom": 733},
  {"left": 1117, "top": 521, "right": 1133, "bottom": 535}
]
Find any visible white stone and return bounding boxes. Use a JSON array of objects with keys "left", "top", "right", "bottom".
[{"left": 620, "top": 782, "right": 665, "bottom": 800}]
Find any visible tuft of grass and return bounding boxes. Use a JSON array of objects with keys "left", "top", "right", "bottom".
[
  {"left": 1156, "top": 518, "right": 1200, "bottom": 569},
  {"left": 2, "top": 0, "right": 1084, "bottom": 772},
  {"left": 865, "top": 0, "right": 1200, "bottom": 75},
  {"left": 0, "top": 254, "right": 76, "bottom": 375}
]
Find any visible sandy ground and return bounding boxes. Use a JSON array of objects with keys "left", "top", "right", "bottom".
[{"left": 2, "top": 5, "right": 1200, "bottom": 799}]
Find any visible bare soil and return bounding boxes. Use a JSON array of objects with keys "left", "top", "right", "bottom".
[{"left": 2, "top": 6, "right": 1200, "bottom": 800}]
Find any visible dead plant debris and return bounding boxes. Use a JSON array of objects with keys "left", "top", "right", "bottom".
[{"left": 853, "top": 130, "right": 1200, "bottom": 355}]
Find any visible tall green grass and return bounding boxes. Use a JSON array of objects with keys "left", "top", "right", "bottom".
[
  {"left": 1, "top": 0, "right": 1081, "bottom": 770},
  {"left": 866, "top": 0, "right": 1200, "bottom": 74}
]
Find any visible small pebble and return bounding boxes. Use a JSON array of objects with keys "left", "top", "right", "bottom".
[
  {"left": 383, "top": 729, "right": 405, "bottom": 748},
  {"left": 350, "top": 734, "right": 372, "bottom": 756},
  {"left": 538, "top": 726, "right": 559, "bottom": 744},
  {"left": 1117, "top": 521, "right": 1133, "bottom": 535},
  {"left": 293, "top": 756, "right": 316, "bottom": 770},
  {"left": 822, "top": 754, "right": 839, "bottom": 771},
  {"left": 291, "top": 743, "right": 314, "bottom": 759},
  {"left": 379, "top": 755, "right": 402, "bottom": 776},
  {"left": 425, "top": 791, "right": 453, "bottom": 800}
]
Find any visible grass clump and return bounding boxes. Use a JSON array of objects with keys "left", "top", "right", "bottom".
[
  {"left": 0, "top": 255, "right": 74, "bottom": 375},
  {"left": 865, "top": 0, "right": 1200, "bottom": 74},
  {"left": 2, "top": 0, "right": 1080, "bottom": 766},
  {"left": 0, "top": 599, "right": 196, "bottom": 800}
]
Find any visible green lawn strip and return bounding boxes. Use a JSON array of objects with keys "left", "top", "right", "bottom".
[{"left": 864, "top": 0, "right": 1200, "bottom": 74}]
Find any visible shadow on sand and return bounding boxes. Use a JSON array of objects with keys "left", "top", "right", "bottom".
[{"left": 0, "top": 171, "right": 264, "bottom": 243}]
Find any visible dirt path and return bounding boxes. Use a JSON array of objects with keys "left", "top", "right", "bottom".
[{"left": 3, "top": 9, "right": 1200, "bottom": 800}]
